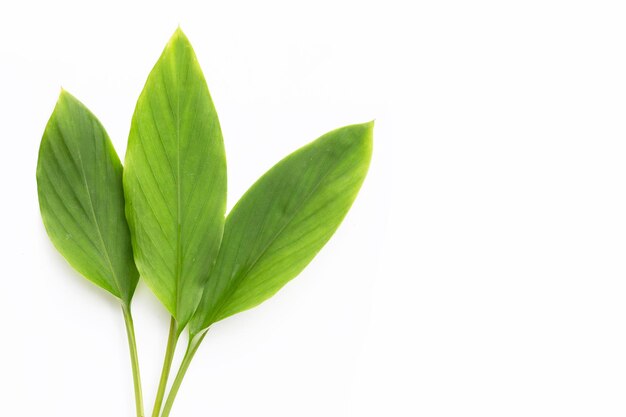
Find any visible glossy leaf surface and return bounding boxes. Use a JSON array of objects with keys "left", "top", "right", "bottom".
[
  {"left": 37, "top": 91, "right": 138, "bottom": 303},
  {"left": 190, "top": 122, "right": 373, "bottom": 334},
  {"left": 124, "top": 29, "right": 227, "bottom": 328}
]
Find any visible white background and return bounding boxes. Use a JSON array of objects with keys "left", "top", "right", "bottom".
[{"left": 2, "top": 0, "right": 626, "bottom": 416}]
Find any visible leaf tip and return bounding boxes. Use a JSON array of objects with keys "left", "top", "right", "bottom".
[
  {"left": 57, "top": 87, "right": 75, "bottom": 104},
  {"left": 354, "top": 120, "right": 374, "bottom": 160},
  {"left": 358, "top": 120, "right": 375, "bottom": 142},
  {"left": 171, "top": 25, "right": 189, "bottom": 44},
  {"left": 55, "top": 89, "right": 85, "bottom": 116},
  {"left": 53, "top": 88, "right": 73, "bottom": 114}
]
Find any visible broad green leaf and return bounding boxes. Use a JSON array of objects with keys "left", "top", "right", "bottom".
[
  {"left": 190, "top": 122, "right": 373, "bottom": 334},
  {"left": 36, "top": 91, "right": 139, "bottom": 303},
  {"left": 124, "top": 28, "right": 227, "bottom": 328}
]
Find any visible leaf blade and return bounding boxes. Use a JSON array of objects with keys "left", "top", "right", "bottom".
[
  {"left": 124, "top": 28, "right": 227, "bottom": 327},
  {"left": 36, "top": 90, "right": 139, "bottom": 302},
  {"left": 191, "top": 122, "right": 373, "bottom": 333}
]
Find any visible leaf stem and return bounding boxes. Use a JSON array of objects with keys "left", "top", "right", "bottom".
[
  {"left": 160, "top": 330, "right": 208, "bottom": 417},
  {"left": 122, "top": 304, "right": 145, "bottom": 417},
  {"left": 151, "top": 317, "right": 179, "bottom": 417}
]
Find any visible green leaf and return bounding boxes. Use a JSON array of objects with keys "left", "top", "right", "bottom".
[
  {"left": 190, "top": 122, "right": 373, "bottom": 334},
  {"left": 124, "top": 28, "right": 227, "bottom": 328},
  {"left": 36, "top": 90, "right": 139, "bottom": 303}
]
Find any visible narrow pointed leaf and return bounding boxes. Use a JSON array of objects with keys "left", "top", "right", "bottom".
[
  {"left": 124, "top": 29, "right": 227, "bottom": 328},
  {"left": 36, "top": 91, "right": 139, "bottom": 303},
  {"left": 190, "top": 122, "right": 373, "bottom": 334}
]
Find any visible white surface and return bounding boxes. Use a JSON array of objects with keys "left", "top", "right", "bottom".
[{"left": 1, "top": 1, "right": 626, "bottom": 416}]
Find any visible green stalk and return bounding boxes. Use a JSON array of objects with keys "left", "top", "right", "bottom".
[
  {"left": 122, "top": 304, "right": 145, "bottom": 417},
  {"left": 160, "top": 330, "right": 208, "bottom": 417},
  {"left": 151, "top": 317, "right": 179, "bottom": 417}
]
